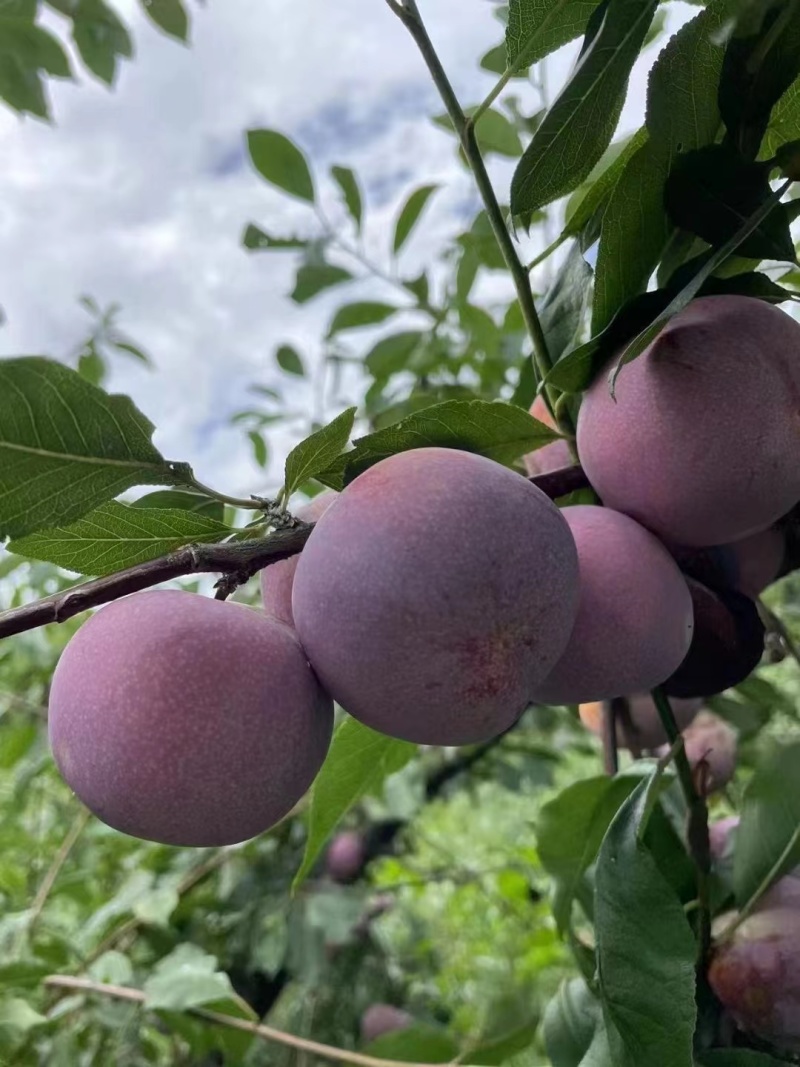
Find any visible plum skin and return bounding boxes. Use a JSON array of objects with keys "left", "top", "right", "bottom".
[
  {"left": 326, "top": 831, "right": 367, "bottom": 884},
  {"left": 532, "top": 506, "right": 694, "bottom": 705},
  {"left": 261, "top": 490, "right": 337, "bottom": 627},
  {"left": 292, "top": 447, "right": 580, "bottom": 746},
  {"left": 579, "top": 693, "right": 701, "bottom": 750},
  {"left": 577, "top": 295, "right": 800, "bottom": 547},
  {"left": 48, "top": 590, "right": 334, "bottom": 847},
  {"left": 360, "top": 1004, "right": 413, "bottom": 1044}
]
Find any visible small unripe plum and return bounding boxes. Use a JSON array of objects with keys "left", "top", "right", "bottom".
[
  {"left": 261, "top": 491, "right": 338, "bottom": 627},
  {"left": 532, "top": 506, "right": 693, "bottom": 705},
  {"left": 523, "top": 396, "right": 572, "bottom": 477},
  {"left": 658, "top": 711, "right": 737, "bottom": 795},
  {"left": 709, "top": 870, "right": 800, "bottom": 1050},
  {"left": 662, "top": 579, "right": 764, "bottom": 699},
  {"left": 360, "top": 1004, "right": 413, "bottom": 1045},
  {"left": 48, "top": 590, "right": 334, "bottom": 846},
  {"left": 326, "top": 830, "right": 367, "bottom": 884},
  {"left": 579, "top": 693, "right": 701, "bottom": 750},
  {"left": 577, "top": 296, "right": 800, "bottom": 546},
  {"left": 709, "top": 816, "right": 739, "bottom": 863},
  {"left": 293, "top": 448, "right": 580, "bottom": 746}
]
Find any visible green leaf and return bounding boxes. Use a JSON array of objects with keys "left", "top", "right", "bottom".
[
  {"left": 328, "top": 302, "right": 398, "bottom": 335},
  {"left": 563, "top": 128, "right": 648, "bottom": 242},
  {"left": 364, "top": 331, "right": 423, "bottom": 382},
  {"left": 437, "top": 108, "right": 522, "bottom": 158},
  {"left": 290, "top": 263, "right": 352, "bottom": 304},
  {"left": 242, "top": 224, "right": 307, "bottom": 251},
  {"left": 510, "top": 0, "right": 658, "bottom": 218},
  {"left": 248, "top": 430, "right": 268, "bottom": 468},
  {"left": 316, "top": 399, "right": 562, "bottom": 490},
  {"left": 506, "top": 0, "right": 606, "bottom": 70},
  {"left": 292, "top": 717, "right": 416, "bottom": 891},
  {"left": 542, "top": 979, "right": 602, "bottom": 1067},
  {"left": 537, "top": 776, "right": 639, "bottom": 932},
  {"left": 48, "top": 0, "right": 132, "bottom": 85},
  {"left": 539, "top": 243, "right": 592, "bottom": 364},
  {"left": 143, "top": 945, "right": 242, "bottom": 1012},
  {"left": 283, "top": 407, "right": 356, "bottom": 498},
  {"left": 365, "top": 1026, "right": 458, "bottom": 1062},
  {"left": 331, "top": 165, "right": 363, "bottom": 231},
  {"left": 8, "top": 501, "right": 231, "bottom": 576},
  {"left": 594, "top": 775, "right": 696, "bottom": 1067},
  {"left": 247, "top": 129, "right": 315, "bottom": 204},
  {"left": 733, "top": 739, "right": 800, "bottom": 909},
  {"left": 275, "top": 344, "right": 305, "bottom": 376},
  {"left": 0, "top": 998, "right": 47, "bottom": 1047},
  {"left": 393, "top": 184, "right": 438, "bottom": 254},
  {"left": 132, "top": 490, "right": 223, "bottom": 522},
  {"left": 0, "top": 16, "right": 72, "bottom": 118},
  {"left": 0, "top": 357, "right": 182, "bottom": 540},
  {"left": 139, "top": 0, "right": 188, "bottom": 41}
]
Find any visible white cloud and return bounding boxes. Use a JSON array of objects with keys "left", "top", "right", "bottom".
[{"left": 0, "top": 0, "right": 694, "bottom": 501}]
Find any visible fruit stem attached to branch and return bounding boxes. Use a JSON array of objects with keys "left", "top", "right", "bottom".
[
  {"left": 384, "top": 0, "right": 572, "bottom": 435},
  {"left": 651, "top": 686, "right": 711, "bottom": 960}
]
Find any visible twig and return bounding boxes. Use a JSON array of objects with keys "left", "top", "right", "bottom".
[
  {"left": 42, "top": 975, "right": 446, "bottom": 1067},
  {"left": 0, "top": 525, "right": 312, "bottom": 641},
  {"left": 601, "top": 702, "right": 619, "bottom": 776},
  {"left": 651, "top": 686, "right": 711, "bottom": 961},
  {"left": 27, "top": 806, "right": 91, "bottom": 933}
]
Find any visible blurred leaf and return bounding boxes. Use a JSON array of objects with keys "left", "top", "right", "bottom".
[
  {"left": 0, "top": 962, "right": 50, "bottom": 990},
  {"left": 734, "top": 739, "right": 800, "bottom": 908},
  {"left": 328, "top": 302, "right": 399, "bottom": 335},
  {"left": 403, "top": 272, "right": 429, "bottom": 305},
  {"left": 111, "top": 338, "right": 152, "bottom": 365},
  {"left": 48, "top": 0, "right": 132, "bottom": 85},
  {"left": 595, "top": 775, "right": 696, "bottom": 1067},
  {"left": 435, "top": 108, "right": 522, "bottom": 157},
  {"left": 242, "top": 224, "right": 307, "bottom": 251},
  {"left": 365, "top": 1025, "right": 458, "bottom": 1062},
  {"left": 506, "top": 0, "right": 605, "bottom": 69},
  {"left": 77, "top": 347, "right": 105, "bottom": 386},
  {"left": 248, "top": 430, "right": 268, "bottom": 468},
  {"left": 292, "top": 717, "right": 415, "bottom": 890},
  {"left": 331, "top": 165, "right": 363, "bottom": 231},
  {"left": 393, "top": 184, "right": 438, "bottom": 254},
  {"left": 291, "top": 263, "right": 352, "bottom": 304},
  {"left": 9, "top": 502, "right": 231, "bottom": 576},
  {"left": 283, "top": 406, "right": 356, "bottom": 497},
  {"left": 275, "top": 344, "right": 305, "bottom": 376},
  {"left": 317, "top": 399, "right": 561, "bottom": 490},
  {"left": 133, "top": 885, "right": 180, "bottom": 927},
  {"left": 0, "top": 16, "right": 72, "bottom": 118},
  {"left": 0, "top": 357, "right": 183, "bottom": 540},
  {"left": 139, "top": 0, "right": 188, "bottom": 41},
  {"left": 143, "top": 945, "right": 242, "bottom": 1011},
  {"left": 365, "top": 331, "right": 423, "bottom": 382},
  {"left": 537, "top": 775, "right": 639, "bottom": 932},
  {"left": 247, "top": 129, "right": 315, "bottom": 203},
  {"left": 132, "top": 490, "right": 223, "bottom": 521},
  {"left": 0, "top": 998, "right": 47, "bottom": 1048},
  {"left": 542, "top": 978, "right": 602, "bottom": 1067},
  {"left": 510, "top": 0, "right": 657, "bottom": 218},
  {"left": 719, "top": 3, "right": 800, "bottom": 159}
]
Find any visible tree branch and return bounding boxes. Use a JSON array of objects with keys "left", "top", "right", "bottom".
[{"left": 42, "top": 975, "right": 446, "bottom": 1067}]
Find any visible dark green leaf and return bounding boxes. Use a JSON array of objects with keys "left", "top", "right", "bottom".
[
  {"left": 542, "top": 979, "right": 602, "bottom": 1067},
  {"left": 290, "top": 263, "right": 352, "bottom": 304},
  {"left": 537, "top": 775, "right": 639, "bottom": 932},
  {"left": 139, "top": 0, "right": 188, "bottom": 41},
  {"left": 247, "top": 129, "right": 315, "bottom": 204},
  {"left": 49, "top": 0, "right": 132, "bottom": 85},
  {"left": 328, "top": 302, "right": 398, "bottom": 335},
  {"left": 563, "top": 128, "right": 648, "bottom": 241},
  {"left": 505, "top": 0, "right": 605, "bottom": 70},
  {"left": 292, "top": 717, "right": 415, "bottom": 890},
  {"left": 248, "top": 430, "right": 268, "bottom": 468},
  {"left": 719, "top": 3, "right": 800, "bottom": 159},
  {"left": 8, "top": 502, "right": 230, "bottom": 576},
  {"left": 283, "top": 407, "right": 356, "bottom": 497},
  {"left": 393, "top": 184, "right": 438, "bottom": 254},
  {"left": 331, "top": 165, "right": 363, "bottom": 231},
  {"left": 0, "top": 358, "right": 182, "bottom": 539},
  {"left": 510, "top": 0, "right": 657, "bottom": 217},
  {"left": 316, "top": 399, "right": 562, "bottom": 490},
  {"left": 539, "top": 243, "right": 592, "bottom": 363},
  {"left": 436, "top": 108, "right": 522, "bottom": 158},
  {"left": 403, "top": 272, "right": 430, "bottom": 305},
  {"left": 111, "top": 338, "right": 152, "bottom": 365},
  {"left": 132, "top": 489, "right": 223, "bottom": 522},
  {"left": 365, "top": 1025, "right": 458, "bottom": 1063},
  {"left": 364, "top": 331, "right": 423, "bottom": 382},
  {"left": 734, "top": 739, "right": 800, "bottom": 908},
  {"left": 242, "top": 224, "right": 307, "bottom": 251},
  {"left": 275, "top": 344, "right": 305, "bottom": 376},
  {"left": 0, "top": 17, "right": 72, "bottom": 118},
  {"left": 595, "top": 775, "right": 696, "bottom": 1067},
  {"left": 664, "top": 145, "right": 795, "bottom": 262}
]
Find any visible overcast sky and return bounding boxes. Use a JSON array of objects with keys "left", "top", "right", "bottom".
[{"left": 0, "top": 0, "right": 695, "bottom": 502}]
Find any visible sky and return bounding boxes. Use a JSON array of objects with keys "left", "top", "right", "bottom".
[{"left": 0, "top": 0, "right": 695, "bottom": 503}]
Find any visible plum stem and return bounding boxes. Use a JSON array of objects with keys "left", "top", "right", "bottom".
[
  {"left": 383, "top": 0, "right": 574, "bottom": 437},
  {"left": 42, "top": 975, "right": 455, "bottom": 1067},
  {"left": 651, "top": 686, "right": 711, "bottom": 961}
]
